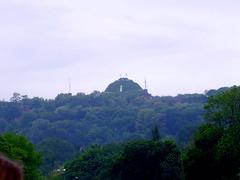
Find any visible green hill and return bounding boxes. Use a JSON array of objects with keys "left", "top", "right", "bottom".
[
  {"left": 2, "top": 79, "right": 229, "bottom": 174},
  {"left": 105, "top": 78, "right": 143, "bottom": 93}
]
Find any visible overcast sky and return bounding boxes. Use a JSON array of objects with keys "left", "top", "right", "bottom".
[{"left": 0, "top": 0, "right": 240, "bottom": 100}]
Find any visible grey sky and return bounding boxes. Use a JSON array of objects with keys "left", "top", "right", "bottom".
[{"left": 0, "top": 0, "right": 240, "bottom": 100}]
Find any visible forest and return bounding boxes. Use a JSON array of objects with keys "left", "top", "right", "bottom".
[{"left": 0, "top": 78, "right": 238, "bottom": 179}]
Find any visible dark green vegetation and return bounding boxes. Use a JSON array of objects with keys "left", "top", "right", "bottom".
[
  {"left": 65, "top": 139, "right": 182, "bottom": 180},
  {"left": 183, "top": 86, "right": 240, "bottom": 180},
  {"left": 0, "top": 79, "right": 207, "bottom": 174},
  {"left": 105, "top": 78, "right": 143, "bottom": 93},
  {"left": 0, "top": 133, "right": 41, "bottom": 179},
  {"left": 64, "top": 144, "right": 120, "bottom": 180},
  {"left": 0, "top": 78, "right": 239, "bottom": 179},
  {"left": 111, "top": 140, "right": 182, "bottom": 180},
  {"left": 63, "top": 86, "right": 240, "bottom": 180}
]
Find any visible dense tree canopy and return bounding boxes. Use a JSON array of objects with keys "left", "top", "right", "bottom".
[
  {"left": 112, "top": 140, "right": 182, "bottom": 180},
  {"left": 0, "top": 85, "right": 207, "bottom": 173},
  {"left": 64, "top": 144, "right": 120, "bottom": 180},
  {"left": 0, "top": 133, "right": 41, "bottom": 180},
  {"left": 1, "top": 78, "right": 239, "bottom": 179},
  {"left": 205, "top": 86, "right": 240, "bottom": 126},
  {"left": 64, "top": 140, "right": 182, "bottom": 180},
  {"left": 184, "top": 86, "right": 240, "bottom": 180}
]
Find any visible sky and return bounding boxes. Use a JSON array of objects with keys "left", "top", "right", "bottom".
[{"left": 0, "top": 0, "right": 240, "bottom": 100}]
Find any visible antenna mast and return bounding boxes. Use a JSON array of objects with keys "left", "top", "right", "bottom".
[
  {"left": 144, "top": 79, "right": 147, "bottom": 90},
  {"left": 68, "top": 78, "right": 72, "bottom": 94}
]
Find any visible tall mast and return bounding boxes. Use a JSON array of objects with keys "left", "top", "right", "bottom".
[{"left": 68, "top": 77, "right": 72, "bottom": 94}]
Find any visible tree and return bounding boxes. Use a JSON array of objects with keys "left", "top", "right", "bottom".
[
  {"left": 184, "top": 87, "right": 240, "bottom": 179},
  {"left": 151, "top": 124, "right": 160, "bottom": 141},
  {"left": 111, "top": 140, "right": 182, "bottom": 180},
  {"left": 64, "top": 144, "right": 120, "bottom": 180},
  {"left": 0, "top": 133, "right": 41, "bottom": 180},
  {"left": 182, "top": 124, "right": 224, "bottom": 180},
  {"left": 39, "top": 137, "right": 76, "bottom": 175},
  {"left": 215, "top": 125, "right": 240, "bottom": 179},
  {"left": 0, "top": 82, "right": 211, "bottom": 174},
  {"left": 10, "top": 92, "right": 22, "bottom": 102},
  {"left": 205, "top": 86, "right": 240, "bottom": 127}
]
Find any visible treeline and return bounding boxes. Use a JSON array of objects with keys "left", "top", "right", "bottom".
[
  {"left": 0, "top": 133, "right": 41, "bottom": 179},
  {"left": 1, "top": 86, "right": 240, "bottom": 179},
  {"left": 0, "top": 88, "right": 209, "bottom": 174},
  {"left": 63, "top": 86, "right": 240, "bottom": 179},
  {"left": 63, "top": 134, "right": 182, "bottom": 180}
]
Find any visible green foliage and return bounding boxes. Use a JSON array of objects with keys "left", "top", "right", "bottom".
[
  {"left": 64, "top": 144, "right": 120, "bottom": 180},
  {"left": 205, "top": 87, "right": 229, "bottom": 97},
  {"left": 151, "top": 124, "right": 160, "bottom": 141},
  {"left": 184, "top": 86, "right": 240, "bottom": 180},
  {"left": 112, "top": 140, "right": 182, "bottom": 180},
  {"left": 205, "top": 86, "right": 240, "bottom": 126},
  {"left": 194, "top": 124, "right": 223, "bottom": 150},
  {"left": 183, "top": 124, "right": 240, "bottom": 180},
  {"left": 215, "top": 125, "right": 240, "bottom": 179},
  {"left": 0, "top": 133, "right": 41, "bottom": 180},
  {"left": 64, "top": 140, "right": 182, "bottom": 180},
  {"left": 182, "top": 125, "right": 224, "bottom": 180},
  {"left": 39, "top": 137, "right": 76, "bottom": 175},
  {"left": 2, "top": 81, "right": 240, "bottom": 179},
  {"left": 105, "top": 78, "right": 143, "bottom": 93},
  {"left": 0, "top": 82, "right": 208, "bottom": 174}
]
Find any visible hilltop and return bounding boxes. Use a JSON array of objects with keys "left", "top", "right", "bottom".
[
  {"left": 0, "top": 78, "right": 230, "bottom": 174},
  {"left": 105, "top": 78, "right": 143, "bottom": 93}
]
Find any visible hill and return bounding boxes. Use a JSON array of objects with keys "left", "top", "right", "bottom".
[
  {"left": 105, "top": 78, "right": 143, "bottom": 93},
  {"left": 0, "top": 79, "right": 228, "bottom": 174}
]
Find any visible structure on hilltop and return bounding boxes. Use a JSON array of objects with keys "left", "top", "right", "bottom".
[{"left": 105, "top": 78, "right": 149, "bottom": 95}]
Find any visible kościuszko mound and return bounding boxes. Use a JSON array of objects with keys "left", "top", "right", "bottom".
[{"left": 105, "top": 78, "right": 143, "bottom": 93}]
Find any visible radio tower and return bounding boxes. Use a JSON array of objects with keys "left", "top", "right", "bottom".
[
  {"left": 68, "top": 78, "right": 72, "bottom": 94},
  {"left": 143, "top": 79, "right": 149, "bottom": 95},
  {"left": 144, "top": 79, "right": 147, "bottom": 90}
]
